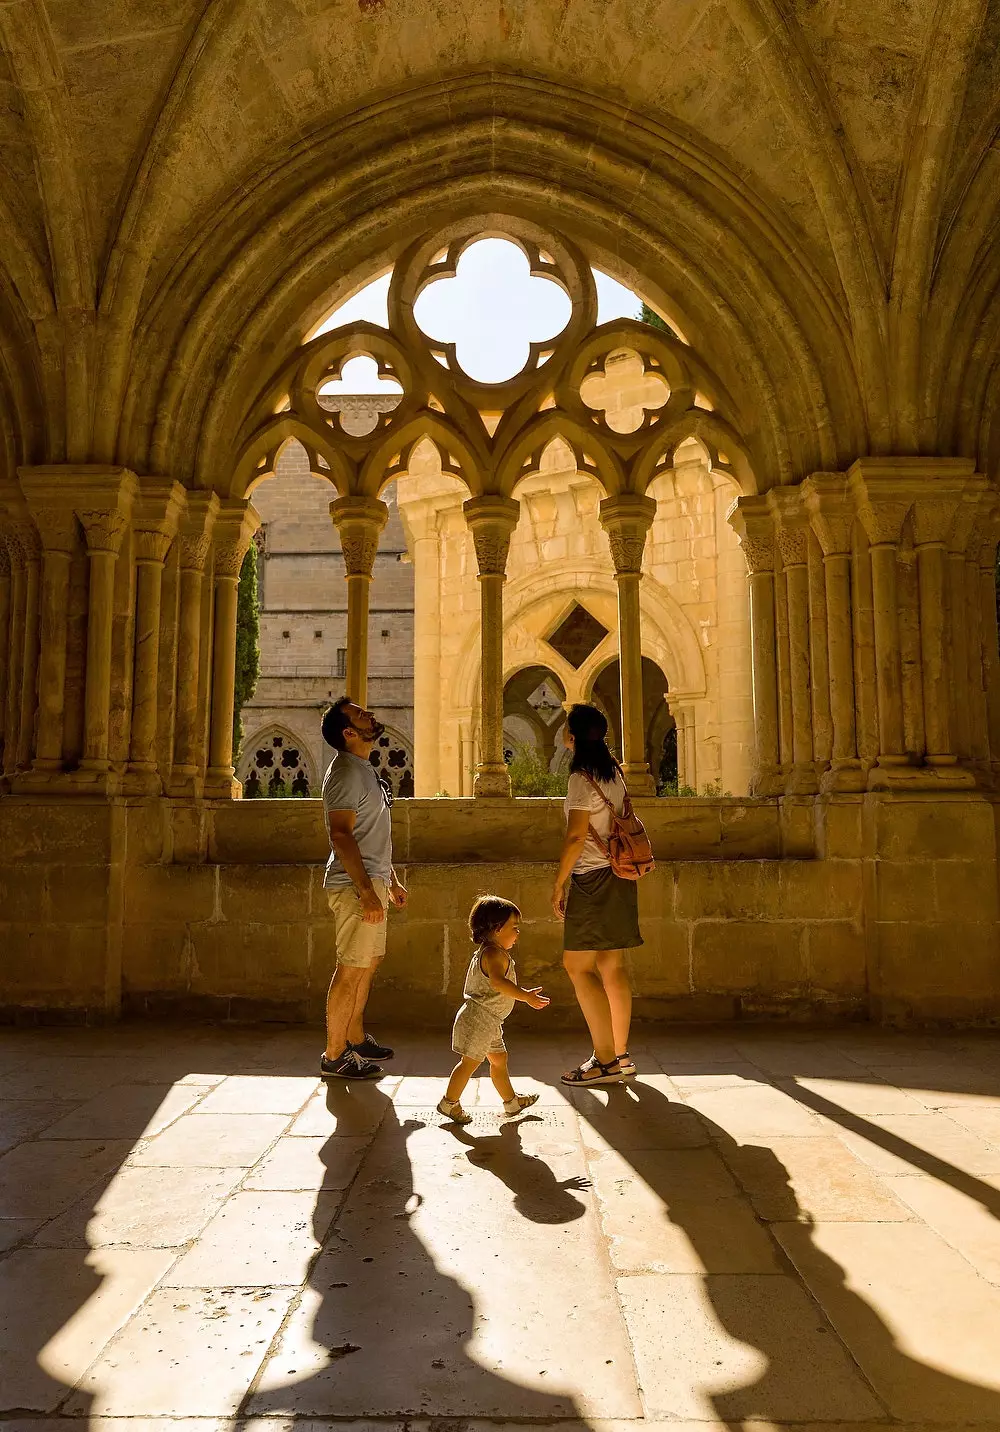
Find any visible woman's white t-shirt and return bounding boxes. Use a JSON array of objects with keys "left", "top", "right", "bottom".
[{"left": 565, "top": 770, "right": 626, "bottom": 874}]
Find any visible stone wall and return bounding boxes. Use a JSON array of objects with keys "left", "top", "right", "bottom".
[{"left": 2, "top": 793, "right": 996, "bottom": 1028}]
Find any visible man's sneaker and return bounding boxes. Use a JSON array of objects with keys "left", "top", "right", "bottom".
[
  {"left": 320, "top": 1049, "right": 383, "bottom": 1080},
  {"left": 349, "top": 1033, "right": 395, "bottom": 1061}
]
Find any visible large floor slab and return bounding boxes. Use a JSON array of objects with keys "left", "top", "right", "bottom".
[{"left": 1, "top": 1024, "right": 1000, "bottom": 1429}]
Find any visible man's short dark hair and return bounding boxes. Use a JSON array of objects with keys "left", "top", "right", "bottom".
[{"left": 321, "top": 696, "right": 355, "bottom": 751}]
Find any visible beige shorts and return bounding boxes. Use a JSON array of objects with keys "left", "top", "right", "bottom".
[{"left": 326, "top": 878, "right": 389, "bottom": 969}]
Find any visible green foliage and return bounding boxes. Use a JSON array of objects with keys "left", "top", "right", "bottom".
[
  {"left": 638, "top": 301, "right": 671, "bottom": 333},
  {"left": 232, "top": 545, "right": 261, "bottom": 765},
  {"left": 505, "top": 742, "right": 569, "bottom": 797},
  {"left": 658, "top": 775, "right": 732, "bottom": 798}
]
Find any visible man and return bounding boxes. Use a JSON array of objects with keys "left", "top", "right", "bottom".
[{"left": 320, "top": 696, "right": 407, "bottom": 1078}]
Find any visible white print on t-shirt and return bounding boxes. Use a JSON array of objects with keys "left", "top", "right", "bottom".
[{"left": 564, "top": 771, "right": 626, "bottom": 875}]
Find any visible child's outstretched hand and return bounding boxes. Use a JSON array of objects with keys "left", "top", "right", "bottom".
[{"left": 523, "top": 987, "right": 550, "bottom": 1010}]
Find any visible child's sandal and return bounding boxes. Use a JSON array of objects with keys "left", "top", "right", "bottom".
[
  {"left": 560, "top": 1056, "right": 624, "bottom": 1086},
  {"left": 503, "top": 1092, "right": 540, "bottom": 1117},
  {"left": 437, "top": 1096, "right": 473, "bottom": 1125}
]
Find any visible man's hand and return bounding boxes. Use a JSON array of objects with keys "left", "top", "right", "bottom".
[
  {"left": 523, "top": 986, "right": 550, "bottom": 1010},
  {"left": 359, "top": 888, "right": 386, "bottom": 924},
  {"left": 388, "top": 875, "right": 408, "bottom": 910},
  {"left": 551, "top": 883, "right": 566, "bottom": 919}
]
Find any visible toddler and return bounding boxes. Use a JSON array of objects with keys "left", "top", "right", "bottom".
[{"left": 437, "top": 894, "right": 549, "bottom": 1125}]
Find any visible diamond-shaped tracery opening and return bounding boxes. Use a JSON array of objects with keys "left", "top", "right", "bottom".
[
  {"left": 413, "top": 238, "right": 571, "bottom": 384},
  {"left": 526, "top": 677, "right": 565, "bottom": 722},
  {"left": 318, "top": 355, "right": 403, "bottom": 436},
  {"left": 546, "top": 603, "right": 610, "bottom": 669},
  {"left": 580, "top": 348, "right": 669, "bottom": 434}
]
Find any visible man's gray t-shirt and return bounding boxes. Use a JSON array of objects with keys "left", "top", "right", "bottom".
[{"left": 322, "top": 753, "right": 393, "bottom": 890}]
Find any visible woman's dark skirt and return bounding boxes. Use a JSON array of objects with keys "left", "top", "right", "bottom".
[{"left": 563, "top": 866, "right": 643, "bottom": 951}]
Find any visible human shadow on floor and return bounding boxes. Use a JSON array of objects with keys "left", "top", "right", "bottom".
[
  {"left": 444, "top": 1115, "right": 590, "bottom": 1223},
  {"left": 243, "top": 1078, "right": 592, "bottom": 1420},
  {"left": 571, "top": 1078, "right": 1000, "bottom": 1426}
]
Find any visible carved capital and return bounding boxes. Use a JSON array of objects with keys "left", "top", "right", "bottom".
[
  {"left": 802, "top": 473, "right": 854, "bottom": 556},
  {"left": 598, "top": 494, "right": 656, "bottom": 576},
  {"left": 910, "top": 497, "right": 961, "bottom": 548},
  {"left": 29, "top": 507, "right": 77, "bottom": 554},
  {"left": 767, "top": 486, "right": 810, "bottom": 566},
  {"left": 212, "top": 498, "right": 261, "bottom": 582},
  {"left": 728, "top": 495, "right": 774, "bottom": 574},
  {"left": 463, "top": 494, "right": 521, "bottom": 577},
  {"left": 134, "top": 528, "right": 173, "bottom": 564},
  {"left": 0, "top": 539, "right": 8, "bottom": 577},
  {"left": 4, "top": 516, "right": 41, "bottom": 564},
  {"left": 179, "top": 533, "right": 212, "bottom": 573},
  {"left": 330, "top": 496, "right": 389, "bottom": 578},
  {"left": 78, "top": 508, "right": 129, "bottom": 555}
]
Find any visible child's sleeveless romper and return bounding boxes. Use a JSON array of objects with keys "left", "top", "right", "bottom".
[{"left": 451, "top": 946, "right": 516, "bottom": 1062}]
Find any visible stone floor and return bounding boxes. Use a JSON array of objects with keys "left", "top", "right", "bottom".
[{"left": 1, "top": 1024, "right": 1000, "bottom": 1431}]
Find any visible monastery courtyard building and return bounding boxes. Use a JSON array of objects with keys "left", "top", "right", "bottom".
[{"left": 1, "top": 1, "right": 1000, "bottom": 1425}]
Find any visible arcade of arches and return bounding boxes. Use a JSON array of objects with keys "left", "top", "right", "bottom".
[{"left": 1, "top": 10, "right": 1000, "bottom": 1029}]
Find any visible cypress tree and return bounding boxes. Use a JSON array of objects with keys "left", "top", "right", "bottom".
[{"left": 233, "top": 543, "right": 261, "bottom": 765}]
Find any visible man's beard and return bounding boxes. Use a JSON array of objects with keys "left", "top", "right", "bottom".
[{"left": 366, "top": 718, "right": 386, "bottom": 741}]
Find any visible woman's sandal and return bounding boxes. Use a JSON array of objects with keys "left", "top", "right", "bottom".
[
  {"left": 613, "top": 1052, "right": 637, "bottom": 1077},
  {"left": 561, "top": 1055, "right": 624, "bottom": 1086}
]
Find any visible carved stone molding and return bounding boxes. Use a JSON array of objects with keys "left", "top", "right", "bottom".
[
  {"left": 728, "top": 497, "right": 775, "bottom": 574},
  {"left": 801, "top": 474, "right": 854, "bottom": 557},
  {"left": 463, "top": 495, "right": 520, "bottom": 577},
  {"left": 179, "top": 533, "right": 212, "bottom": 573},
  {"left": 29, "top": 508, "right": 77, "bottom": 554},
  {"left": 134, "top": 529, "right": 174, "bottom": 564},
  {"left": 78, "top": 509, "right": 129, "bottom": 555},
  {"left": 598, "top": 494, "right": 656, "bottom": 576},
  {"left": 329, "top": 496, "right": 389, "bottom": 578},
  {"left": 212, "top": 500, "right": 261, "bottom": 582}
]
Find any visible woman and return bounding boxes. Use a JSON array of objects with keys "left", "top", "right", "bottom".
[{"left": 552, "top": 703, "right": 643, "bottom": 1085}]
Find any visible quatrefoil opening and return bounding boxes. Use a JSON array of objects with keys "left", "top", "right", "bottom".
[
  {"left": 413, "top": 238, "right": 571, "bottom": 385},
  {"left": 580, "top": 348, "right": 669, "bottom": 434},
  {"left": 318, "top": 354, "right": 403, "bottom": 436}
]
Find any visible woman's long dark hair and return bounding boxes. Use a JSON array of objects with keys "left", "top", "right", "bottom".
[{"left": 567, "top": 703, "right": 617, "bottom": 783}]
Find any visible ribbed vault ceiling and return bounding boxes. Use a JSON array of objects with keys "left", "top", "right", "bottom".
[{"left": 0, "top": 0, "right": 997, "bottom": 490}]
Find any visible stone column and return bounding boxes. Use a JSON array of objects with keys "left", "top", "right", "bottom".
[
  {"left": 15, "top": 523, "right": 41, "bottom": 773},
  {"left": 729, "top": 498, "right": 782, "bottom": 795},
  {"left": 169, "top": 494, "right": 218, "bottom": 795},
  {"left": 78, "top": 508, "right": 131, "bottom": 773},
  {"left": 911, "top": 494, "right": 970, "bottom": 777},
  {"left": 803, "top": 475, "right": 865, "bottom": 790},
  {"left": 977, "top": 521, "right": 1000, "bottom": 779},
  {"left": 770, "top": 490, "right": 815, "bottom": 792},
  {"left": 329, "top": 496, "right": 389, "bottom": 709},
  {"left": 399, "top": 495, "right": 452, "bottom": 797},
  {"left": 600, "top": 494, "right": 657, "bottom": 795},
  {"left": 2, "top": 531, "right": 25, "bottom": 781},
  {"left": 126, "top": 481, "right": 185, "bottom": 792},
  {"left": 464, "top": 494, "right": 520, "bottom": 797},
  {"left": 205, "top": 501, "right": 261, "bottom": 798},
  {"left": 0, "top": 539, "right": 9, "bottom": 773},
  {"left": 850, "top": 474, "right": 910, "bottom": 776},
  {"left": 25, "top": 507, "right": 77, "bottom": 772}
]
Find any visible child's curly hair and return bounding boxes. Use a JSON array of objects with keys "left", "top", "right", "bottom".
[{"left": 469, "top": 893, "right": 521, "bottom": 945}]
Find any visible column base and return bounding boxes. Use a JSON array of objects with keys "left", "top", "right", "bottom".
[
  {"left": 784, "top": 762, "right": 820, "bottom": 796},
  {"left": 166, "top": 765, "right": 205, "bottom": 799},
  {"left": 621, "top": 763, "right": 656, "bottom": 796},
  {"left": 54, "top": 767, "right": 122, "bottom": 797},
  {"left": 867, "top": 762, "right": 977, "bottom": 791},
  {"left": 204, "top": 767, "right": 243, "bottom": 800},
  {"left": 820, "top": 759, "right": 868, "bottom": 794},
  {"left": 123, "top": 767, "right": 163, "bottom": 796},
  {"left": 749, "top": 764, "right": 785, "bottom": 797},
  {"left": 473, "top": 764, "right": 512, "bottom": 798}
]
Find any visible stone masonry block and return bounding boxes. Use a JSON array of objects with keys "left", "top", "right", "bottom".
[
  {"left": 932, "top": 860, "right": 999, "bottom": 922},
  {"left": 779, "top": 860, "right": 861, "bottom": 921},
  {"left": 218, "top": 864, "right": 313, "bottom": 922},
  {"left": 209, "top": 802, "right": 328, "bottom": 864},
  {"left": 873, "top": 921, "right": 1000, "bottom": 1007},
  {"left": 816, "top": 798, "right": 864, "bottom": 858},
  {"left": 47, "top": 864, "right": 111, "bottom": 925},
  {"left": 718, "top": 802, "right": 781, "bottom": 857},
  {"left": 0, "top": 800, "right": 112, "bottom": 863},
  {"left": 871, "top": 794, "right": 995, "bottom": 860},
  {"left": 0, "top": 866, "right": 49, "bottom": 923},
  {"left": 804, "top": 922, "right": 867, "bottom": 996},
  {"left": 125, "top": 864, "right": 217, "bottom": 926},
  {"left": 873, "top": 860, "right": 938, "bottom": 921},
  {"left": 188, "top": 924, "right": 309, "bottom": 996},
  {"left": 630, "top": 918, "right": 690, "bottom": 996},
  {"left": 122, "top": 926, "right": 192, "bottom": 994},
  {"left": 676, "top": 862, "right": 783, "bottom": 921},
  {"left": 692, "top": 920, "right": 807, "bottom": 993}
]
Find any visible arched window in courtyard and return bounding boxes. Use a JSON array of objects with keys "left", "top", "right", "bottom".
[
  {"left": 238, "top": 727, "right": 316, "bottom": 798},
  {"left": 231, "top": 217, "right": 758, "bottom": 800}
]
